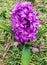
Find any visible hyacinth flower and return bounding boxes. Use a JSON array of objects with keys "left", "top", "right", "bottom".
[
  {"left": 0, "top": 1, "right": 47, "bottom": 65},
  {"left": 11, "top": 2, "right": 40, "bottom": 44},
  {"left": 11, "top": 1, "right": 40, "bottom": 65}
]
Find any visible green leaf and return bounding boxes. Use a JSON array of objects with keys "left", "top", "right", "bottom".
[
  {"left": 28, "top": 28, "right": 47, "bottom": 45},
  {"left": 25, "top": 0, "right": 35, "bottom": 3},
  {"left": 21, "top": 45, "right": 31, "bottom": 65},
  {"left": 31, "top": 0, "right": 35, "bottom": 3},
  {"left": 0, "top": 23, "right": 13, "bottom": 35},
  {"left": 37, "top": 28, "right": 47, "bottom": 39}
]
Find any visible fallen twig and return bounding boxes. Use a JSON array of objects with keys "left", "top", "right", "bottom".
[
  {"left": 2, "top": 42, "right": 13, "bottom": 59},
  {"left": 2, "top": 41, "right": 18, "bottom": 59}
]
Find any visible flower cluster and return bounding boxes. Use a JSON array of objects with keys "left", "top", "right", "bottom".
[{"left": 11, "top": 2, "right": 40, "bottom": 44}]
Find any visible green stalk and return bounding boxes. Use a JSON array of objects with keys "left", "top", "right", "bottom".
[{"left": 21, "top": 45, "right": 31, "bottom": 65}]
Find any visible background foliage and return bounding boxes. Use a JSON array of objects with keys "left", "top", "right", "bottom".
[{"left": 0, "top": 0, "right": 47, "bottom": 65}]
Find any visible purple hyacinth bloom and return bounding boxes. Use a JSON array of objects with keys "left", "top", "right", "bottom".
[{"left": 11, "top": 2, "right": 40, "bottom": 44}]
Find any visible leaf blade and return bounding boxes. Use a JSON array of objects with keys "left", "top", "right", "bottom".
[
  {"left": 37, "top": 28, "right": 47, "bottom": 39},
  {"left": 0, "top": 23, "right": 13, "bottom": 35}
]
